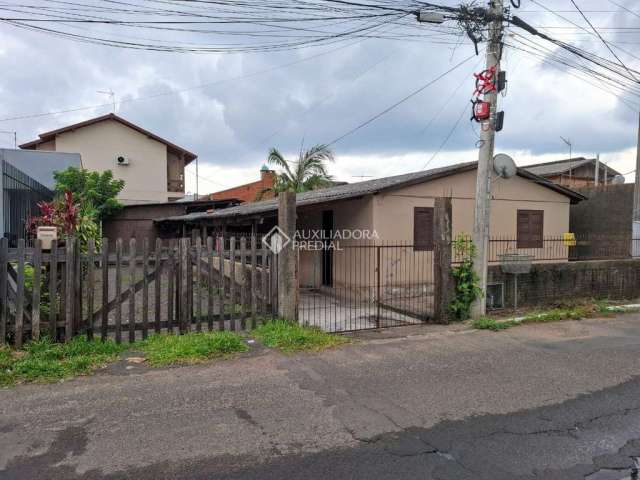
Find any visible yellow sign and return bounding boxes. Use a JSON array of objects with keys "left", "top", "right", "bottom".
[{"left": 563, "top": 232, "right": 576, "bottom": 247}]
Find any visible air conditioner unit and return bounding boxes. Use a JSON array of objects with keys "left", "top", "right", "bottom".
[{"left": 116, "top": 155, "right": 130, "bottom": 166}]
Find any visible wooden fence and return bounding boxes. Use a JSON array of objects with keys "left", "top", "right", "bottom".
[{"left": 0, "top": 236, "right": 277, "bottom": 346}]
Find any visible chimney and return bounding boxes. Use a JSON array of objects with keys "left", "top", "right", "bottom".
[{"left": 260, "top": 164, "right": 275, "bottom": 184}]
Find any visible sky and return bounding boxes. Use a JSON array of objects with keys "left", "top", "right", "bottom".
[{"left": 0, "top": 0, "right": 638, "bottom": 196}]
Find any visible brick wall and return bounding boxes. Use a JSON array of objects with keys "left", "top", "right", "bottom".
[
  {"left": 487, "top": 259, "right": 640, "bottom": 310},
  {"left": 210, "top": 169, "right": 276, "bottom": 203}
]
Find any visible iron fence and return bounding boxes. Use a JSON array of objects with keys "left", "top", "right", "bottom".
[
  {"left": 299, "top": 242, "right": 434, "bottom": 333},
  {"left": 453, "top": 234, "right": 640, "bottom": 263}
]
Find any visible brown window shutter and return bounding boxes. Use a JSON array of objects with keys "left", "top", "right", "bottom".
[
  {"left": 517, "top": 210, "right": 544, "bottom": 249},
  {"left": 414, "top": 207, "right": 434, "bottom": 251}
]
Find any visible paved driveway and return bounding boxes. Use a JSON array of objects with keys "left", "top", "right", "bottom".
[
  {"left": 3, "top": 315, "right": 640, "bottom": 479},
  {"left": 299, "top": 289, "right": 424, "bottom": 332}
]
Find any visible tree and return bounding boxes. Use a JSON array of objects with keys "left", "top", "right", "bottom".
[
  {"left": 258, "top": 144, "right": 334, "bottom": 199},
  {"left": 53, "top": 167, "right": 125, "bottom": 220},
  {"left": 27, "top": 191, "right": 101, "bottom": 249}
]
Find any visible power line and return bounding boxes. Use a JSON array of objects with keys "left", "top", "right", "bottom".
[
  {"left": 505, "top": 32, "right": 640, "bottom": 105},
  {"left": 325, "top": 52, "right": 476, "bottom": 146},
  {"left": 510, "top": 15, "right": 640, "bottom": 86},
  {"left": 0, "top": 0, "right": 466, "bottom": 53},
  {"left": 525, "top": 0, "right": 640, "bottom": 64},
  {"left": 568, "top": 0, "right": 639, "bottom": 82},
  {"left": 421, "top": 100, "right": 469, "bottom": 170}
]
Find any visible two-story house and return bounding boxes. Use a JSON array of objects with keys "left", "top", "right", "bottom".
[{"left": 20, "top": 113, "right": 197, "bottom": 204}]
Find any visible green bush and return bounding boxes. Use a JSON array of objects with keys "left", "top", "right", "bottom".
[{"left": 449, "top": 235, "right": 482, "bottom": 321}]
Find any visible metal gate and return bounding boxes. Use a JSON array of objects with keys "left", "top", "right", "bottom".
[{"left": 299, "top": 242, "right": 434, "bottom": 332}]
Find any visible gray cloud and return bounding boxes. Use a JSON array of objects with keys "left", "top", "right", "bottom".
[{"left": 0, "top": 0, "right": 638, "bottom": 179}]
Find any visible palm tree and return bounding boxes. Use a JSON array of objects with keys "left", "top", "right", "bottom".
[{"left": 258, "top": 144, "right": 334, "bottom": 199}]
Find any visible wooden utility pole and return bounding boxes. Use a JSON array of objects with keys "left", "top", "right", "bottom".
[
  {"left": 471, "top": 0, "right": 505, "bottom": 318},
  {"left": 633, "top": 112, "right": 640, "bottom": 257},
  {"left": 434, "top": 197, "right": 453, "bottom": 323},
  {"left": 595, "top": 153, "right": 600, "bottom": 186},
  {"left": 277, "top": 191, "right": 298, "bottom": 321}
]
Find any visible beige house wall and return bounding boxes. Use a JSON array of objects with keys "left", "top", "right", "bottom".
[
  {"left": 34, "top": 139, "right": 56, "bottom": 151},
  {"left": 45, "top": 119, "right": 173, "bottom": 204},
  {"left": 372, "top": 169, "right": 570, "bottom": 241},
  {"left": 297, "top": 168, "right": 572, "bottom": 289},
  {"left": 298, "top": 197, "right": 374, "bottom": 288}
]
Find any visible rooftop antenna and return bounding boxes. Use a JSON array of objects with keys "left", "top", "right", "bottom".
[
  {"left": 560, "top": 136, "right": 573, "bottom": 184},
  {"left": 97, "top": 89, "right": 117, "bottom": 113}
]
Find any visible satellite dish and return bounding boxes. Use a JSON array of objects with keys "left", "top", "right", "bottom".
[
  {"left": 493, "top": 153, "right": 517, "bottom": 179},
  {"left": 613, "top": 175, "right": 625, "bottom": 185}
]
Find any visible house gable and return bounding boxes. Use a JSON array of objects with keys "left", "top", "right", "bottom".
[{"left": 55, "top": 119, "right": 171, "bottom": 204}]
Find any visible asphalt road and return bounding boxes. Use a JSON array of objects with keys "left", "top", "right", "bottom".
[{"left": 3, "top": 315, "right": 640, "bottom": 479}]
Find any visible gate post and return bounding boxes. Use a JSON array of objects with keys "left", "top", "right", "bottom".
[
  {"left": 278, "top": 191, "right": 298, "bottom": 321},
  {"left": 434, "top": 197, "right": 453, "bottom": 324}
]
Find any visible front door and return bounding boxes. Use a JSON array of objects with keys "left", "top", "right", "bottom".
[{"left": 321, "top": 210, "right": 334, "bottom": 286}]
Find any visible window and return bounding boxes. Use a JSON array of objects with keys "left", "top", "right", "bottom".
[
  {"left": 517, "top": 210, "right": 544, "bottom": 249},
  {"left": 414, "top": 207, "right": 434, "bottom": 251}
]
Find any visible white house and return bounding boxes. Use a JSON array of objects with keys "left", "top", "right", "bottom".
[{"left": 20, "top": 113, "right": 198, "bottom": 205}]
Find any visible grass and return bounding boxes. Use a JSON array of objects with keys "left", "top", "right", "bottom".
[
  {"left": 252, "top": 319, "right": 349, "bottom": 353},
  {"left": 472, "top": 317, "right": 518, "bottom": 331},
  {"left": 0, "top": 336, "right": 126, "bottom": 387},
  {"left": 472, "top": 306, "right": 590, "bottom": 332},
  {"left": 137, "top": 331, "right": 248, "bottom": 366}
]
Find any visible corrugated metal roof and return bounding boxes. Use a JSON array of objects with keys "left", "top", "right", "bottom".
[
  {"left": 524, "top": 157, "right": 622, "bottom": 177},
  {"left": 156, "top": 161, "right": 585, "bottom": 223}
]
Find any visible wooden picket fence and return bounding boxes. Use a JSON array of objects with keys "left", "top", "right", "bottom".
[{"left": 0, "top": 236, "right": 277, "bottom": 346}]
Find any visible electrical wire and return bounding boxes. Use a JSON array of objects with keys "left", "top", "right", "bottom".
[
  {"left": 568, "top": 0, "right": 639, "bottom": 82},
  {"left": 0, "top": 0, "right": 467, "bottom": 54},
  {"left": 420, "top": 100, "right": 469, "bottom": 170},
  {"left": 325, "top": 52, "right": 476, "bottom": 146}
]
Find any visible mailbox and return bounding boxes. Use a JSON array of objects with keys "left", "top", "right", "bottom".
[{"left": 36, "top": 226, "right": 58, "bottom": 250}]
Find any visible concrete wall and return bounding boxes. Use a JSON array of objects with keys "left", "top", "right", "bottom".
[
  {"left": 39, "top": 119, "right": 173, "bottom": 204},
  {"left": 569, "top": 184, "right": 633, "bottom": 259},
  {"left": 488, "top": 259, "right": 640, "bottom": 310},
  {"left": 570, "top": 184, "right": 633, "bottom": 237}
]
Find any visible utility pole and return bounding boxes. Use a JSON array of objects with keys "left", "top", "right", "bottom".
[
  {"left": 595, "top": 153, "right": 600, "bottom": 186},
  {"left": 633, "top": 112, "right": 640, "bottom": 257},
  {"left": 471, "top": 0, "right": 505, "bottom": 318}
]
